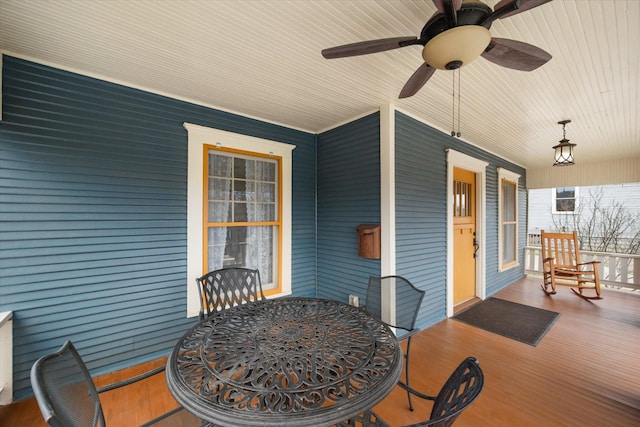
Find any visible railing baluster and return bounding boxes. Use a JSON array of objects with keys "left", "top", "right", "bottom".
[{"left": 525, "top": 246, "right": 639, "bottom": 290}]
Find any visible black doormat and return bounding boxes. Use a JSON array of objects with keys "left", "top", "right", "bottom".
[{"left": 453, "top": 298, "right": 560, "bottom": 346}]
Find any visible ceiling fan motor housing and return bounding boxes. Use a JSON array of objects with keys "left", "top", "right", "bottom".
[{"left": 420, "top": 1, "right": 493, "bottom": 70}]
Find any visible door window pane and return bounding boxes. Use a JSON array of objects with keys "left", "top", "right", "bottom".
[{"left": 454, "top": 180, "right": 472, "bottom": 217}]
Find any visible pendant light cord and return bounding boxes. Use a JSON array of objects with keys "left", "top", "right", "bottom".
[
  {"left": 451, "top": 69, "right": 462, "bottom": 138},
  {"left": 451, "top": 71, "right": 456, "bottom": 136},
  {"left": 457, "top": 69, "right": 461, "bottom": 137}
]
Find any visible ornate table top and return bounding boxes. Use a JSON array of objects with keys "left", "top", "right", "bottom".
[{"left": 166, "top": 297, "right": 403, "bottom": 427}]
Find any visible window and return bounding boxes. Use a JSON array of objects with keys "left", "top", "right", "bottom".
[
  {"left": 185, "top": 123, "right": 295, "bottom": 317},
  {"left": 205, "top": 149, "right": 280, "bottom": 290},
  {"left": 498, "top": 168, "right": 520, "bottom": 271},
  {"left": 553, "top": 187, "right": 578, "bottom": 213}
]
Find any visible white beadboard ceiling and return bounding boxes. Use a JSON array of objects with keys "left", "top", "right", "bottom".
[{"left": 0, "top": 0, "right": 638, "bottom": 172}]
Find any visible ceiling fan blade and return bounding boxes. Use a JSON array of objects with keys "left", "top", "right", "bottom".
[
  {"left": 399, "top": 64, "right": 436, "bottom": 99},
  {"left": 493, "top": 0, "right": 553, "bottom": 20},
  {"left": 482, "top": 38, "right": 551, "bottom": 71},
  {"left": 322, "top": 37, "right": 418, "bottom": 59},
  {"left": 431, "top": 0, "right": 463, "bottom": 14}
]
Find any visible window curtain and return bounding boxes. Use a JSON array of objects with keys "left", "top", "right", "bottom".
[
  {"left": 208, "top": 153, "right": 232, "bottom": 271},
  {"left": 245, "top": 159, "right": 275, "bottom": 285}
]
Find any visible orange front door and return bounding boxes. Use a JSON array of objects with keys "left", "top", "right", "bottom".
[{"left": 453, "top": 168, "right": 476, "bottom": 305}]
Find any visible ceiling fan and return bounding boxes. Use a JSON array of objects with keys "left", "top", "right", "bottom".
[{"left": 321, "top": 0, "right": 553, "bottom": 98}]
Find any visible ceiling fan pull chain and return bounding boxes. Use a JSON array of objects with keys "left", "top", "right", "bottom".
[
  {"left": 451, "top": 71, "right": 456, "bottom": 137},
  {"left": 451, "top": 69, "right": 462, "bottom": 138},
  {"left": 457, "top": 69, "right": 462, "bottom": 138}
]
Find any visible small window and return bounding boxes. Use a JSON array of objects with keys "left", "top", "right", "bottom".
[
  {"left": 498, "top": 168, "right": 520, "bottom": 271},
  {"left": 204, "top": 149, "right": 280, "bottom": 291},
  {"left": 185, "top": 123, "right": 295, "bottom": 318},
  {"left": 553, "top": 187, "right": 578, "bottom": 213}
]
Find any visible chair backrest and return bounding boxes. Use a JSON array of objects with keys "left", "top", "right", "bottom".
[
  {"left": 30, "top": 340, "right": 105, "bottom": 427},
  {"left": 540, "top": 230, "right": 581, "bottom": 268},
  {"left": 365, "top": 275, "right": 425, "bottom": 334},
  {"left": 427, "top": 357, "right": 484, "bottom": 427},
  {"left": 196, "top": 267, "right": 265, "bottom": 319}
]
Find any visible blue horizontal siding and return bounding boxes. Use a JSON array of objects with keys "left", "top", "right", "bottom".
[
  {"left": 316, "top": 113, "right": 381, "bottom": 304},
  {"left": 0, "top": 55, "right": 316, "bottom": 399},
  {"left": 395, "top": 111, "right": 527, "bottom": 330}
]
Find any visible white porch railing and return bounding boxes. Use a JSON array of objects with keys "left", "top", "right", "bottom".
[{"left": 525, "top": 246, "right": 640, "bottom": 291}]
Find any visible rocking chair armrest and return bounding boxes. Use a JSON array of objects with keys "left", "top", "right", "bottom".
[
  {"left": 96, "top": 365, "right": 166, "bottom": 393},
  {"left": 397, "top": 380, "right": 436, "bottom": 401},
  {"left": 576, "top": 260, "right": 601, "bottom": 266},
  {"left": 542, "top": 257, "right": 555, "bottom": 264}
]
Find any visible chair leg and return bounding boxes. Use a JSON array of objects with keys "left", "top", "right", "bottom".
[
  {"left": 571, "top": 266, "right": 603, "bottom": 300},
  {"left": 541, "top": 270, "right": 556, "bottom": 296},
  {"left": 405, "top": 337, "right": 414, "bottom": 411}
]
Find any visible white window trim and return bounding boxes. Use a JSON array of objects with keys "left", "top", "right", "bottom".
[
  {"left": 552, "top": 187, "right": 579, "bottom": 214},
  {"left": 498, "top": 168, "right": 520, "bottom": 271},
  {"left": 184, "top": 123, "right": 295, "bottom": 318}
]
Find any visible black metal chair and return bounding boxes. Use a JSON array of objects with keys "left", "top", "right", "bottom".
[
  {"left": 30, "top": 340, "right": 206, "bottom": 427},
  {"left": 336, "top": 357, "right": 485, "bottom": 427},
  {"left": 195, "top": 267, "right": 266, "bottom": 320},
  {"left": 365, "top": 275, "right": 425, "bottom": 411}
]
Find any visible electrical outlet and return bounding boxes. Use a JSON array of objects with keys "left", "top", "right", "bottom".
[{"left": 348, "top": 295, "right": 359, "bottom": 307}]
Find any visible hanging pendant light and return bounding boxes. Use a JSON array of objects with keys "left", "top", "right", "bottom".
[{"left": 553, "top": 119, "right": 576, "bottom": 166}]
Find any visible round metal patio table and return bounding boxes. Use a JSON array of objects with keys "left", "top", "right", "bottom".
[{"left": 166, "top": 297, "right": 403, "bottom": 427}]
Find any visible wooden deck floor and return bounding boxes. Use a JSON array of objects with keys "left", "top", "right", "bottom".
[{"left": 2, "top": 277, "right": 639, "bottom": 427}]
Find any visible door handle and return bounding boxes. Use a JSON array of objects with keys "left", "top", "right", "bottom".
[{"left": 473, "top": 232, "right": 479, "bottom": 259}]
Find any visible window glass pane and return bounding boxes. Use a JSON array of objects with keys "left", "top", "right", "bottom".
[
  {"left": 207, "top": 227, "right": 247, "bottom": 269},
  {"left": 502, "top": 181, "right": 516, "bottom": 221},
  {"left": 245, "top": 225, "right": 277, "bottom": 287},
  {"left": 455, "top": 181, "right": 460, "bottom": 216},
  {"left": 209, "top": 201, "right": 231, "bottom": 222},
  {"left": 209, "top": 154, "right": 232, "bottom": 177},
  {"left": 234, "top": 202, "right": 248, "bottom": 222},
  {"left": 209, "top": 178, "right": 231, "bottom": 201},
  {"left": 234, "top": 158, "right": 246, "bottom": 179},
  {"left": 234, "top": 157, "right": 256, "bottom": 180},
  {"left": 207, "top": 227, "right": 229, "bottom": 269},
  {"left": 257, "top": 182, "right": 275, "bottom": 203},
  {"left": 556, "top": 187, "right": 575, "bottom": 199},
  {"left": 249, "top": 203, "right": 275, "bottom": 222},
  {"left": 556, "top": 199, "right": 576, "bottom": 212},
  {"left": 257, "top": 161, "right": 276, "bottom": 182},
  {"left": 233, "top": 181, "right": 255, "bottom": 201},
  {"left": 502, "top": 223, "right": 516, "bottom": 263},
  {"left": 234, "top": 180, "right": 247, "bottom": 200},
  {"left": 207, "top": 225, "right": 277, "bottom": 288}
]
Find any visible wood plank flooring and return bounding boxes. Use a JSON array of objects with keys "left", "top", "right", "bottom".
[{"left": 2, "top": 277, "right": 639, "bottom": 427}]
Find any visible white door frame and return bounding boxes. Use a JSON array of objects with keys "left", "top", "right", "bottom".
[{"left": 446, "top": 149, "right": 488, "bottom": 317}]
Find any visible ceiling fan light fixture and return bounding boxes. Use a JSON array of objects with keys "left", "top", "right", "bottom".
[
  {"left": 422, "top": 25, "right": 491, "bottom": 70},
  {"left": 553, "top": 120, "right": 576, "bottom": 166}
]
